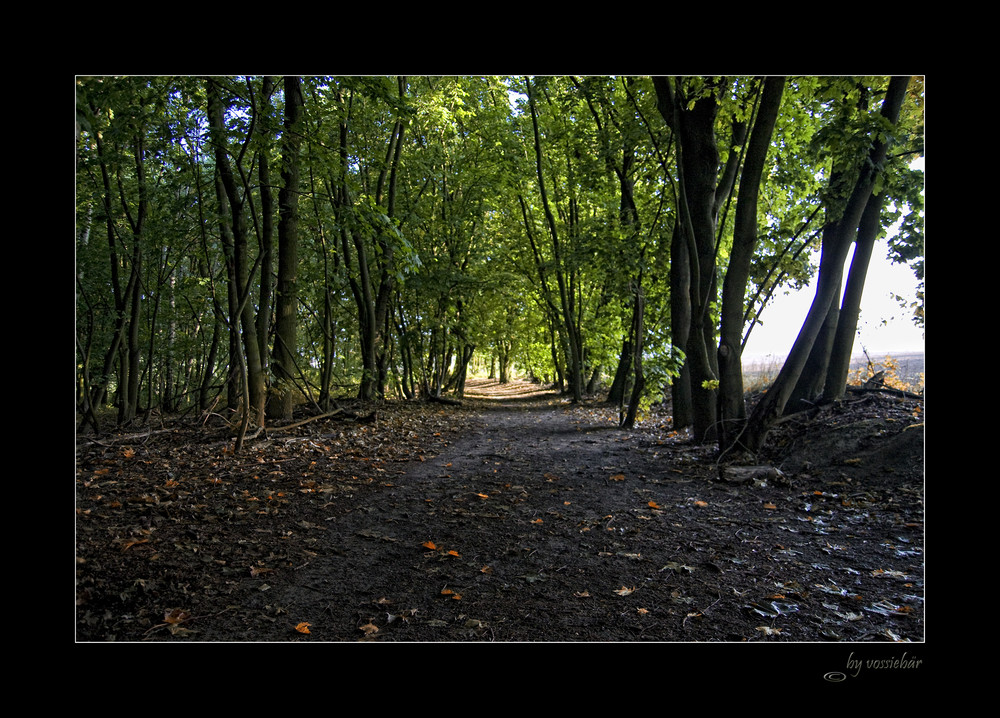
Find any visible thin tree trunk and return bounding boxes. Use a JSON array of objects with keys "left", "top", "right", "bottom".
[
  {"left": 743, "top": 76, "right": 910, "bottom": 453},
  {"left": 823, "top": 186, "right": 886, "bottom": 399},
  {"left": 268, "top": 76, "right": 304, "bottom": 421},
  {"left": 207, "top": 78, "right": 266, "bottom": 427},
  {"left": 255, "top": 76, "right": 276, "bottom": 372},
  {"left": 717, "top": 77, "right": 785, "bottom": 453},
  {"left": 526, "top": 76, "right": 583, "bottom": 402}
]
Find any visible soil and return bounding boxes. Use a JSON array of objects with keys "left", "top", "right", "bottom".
[{"left": 75, "top": 378, "right": 924, "bottom": 644}]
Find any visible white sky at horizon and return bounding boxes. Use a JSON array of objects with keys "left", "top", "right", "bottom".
[
  {"left": 743, "top": 155, "right": 925, "bottom": 363},
  {"left": 742, "top": 238, "right": 924, "bottom": 362}
]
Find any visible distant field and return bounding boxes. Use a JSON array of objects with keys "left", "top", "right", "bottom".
[{"left": 743, "top": 351, "right": 924, "bottom": 389}]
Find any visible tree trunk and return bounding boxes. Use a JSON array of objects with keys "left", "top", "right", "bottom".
[
  {"left": 207, "top": 79, "right": 266, "bottom": 427},
  {"left": 653, "top": 77, "right": 733, "bottom": 441},
  {"left": 118, "top": 133, "right": 148, "bottom": 425},
  {"left": 669, "top": 221, "right": 693, "bottom": 428},
  {"left": 268, "top": 76, "right": 304, "bottom": 421},
  {"left": 622, "top": 282, "right": 646, "bottom": 429},
  {"left": 742, "top": 76, "right": 910, "bottom": 453},
  {"left": 717, "top": 77, "right": 785, "bottom": 453},
  {"left": 526, "top": 76, "right": 583, "bottom": 402},
  {"left": 606, "top": 338, "right": 632, "bottom": 405},
  {"left": 255, "top": 77, "right": 276, "bottom": 375},
  {"left": 822, "top": 185, "right": 887, "bottom": 400}
]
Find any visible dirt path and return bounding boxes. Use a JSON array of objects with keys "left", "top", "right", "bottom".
[{"left": 176, "top": 379, "right": 923, "bottom": 643}]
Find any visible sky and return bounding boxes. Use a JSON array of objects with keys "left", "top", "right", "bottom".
[
  {"left": 742, "top": 237, "right": 924, "bottom": 362},
  {"left": 743, "top": 155, "right": 924, "bottom": 363}
]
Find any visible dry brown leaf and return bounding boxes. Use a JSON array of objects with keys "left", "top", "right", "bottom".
[
  {"left": 164, "top": 609, "right": 191, "bottom": 625},
  {"left": 358, "top": 622, "right": 378, "bottom": 635},
  {"left": 422, "top": 540, "right": 437, "bottom": 550},
  {"left": 295, "top": 622, "right": 311, "bottom": 634},
  {"left": 120, "top": 538, "right": 149, "bottom": 551}
]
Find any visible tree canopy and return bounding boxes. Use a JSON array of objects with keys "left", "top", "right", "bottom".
[{"left": 76, "top": 75, "right": 924, "bottom": 456}]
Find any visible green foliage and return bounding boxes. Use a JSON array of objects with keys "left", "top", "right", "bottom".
[{"left": 76, "top": 75, "right": 924, "bottom": 422}]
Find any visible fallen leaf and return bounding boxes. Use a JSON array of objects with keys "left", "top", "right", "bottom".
[
  {"left": 693, "top": 500, "right": 708, "bottom": 507},
  {"left": 531, "top": 518, "right": 543, "bottom": 524},
  {"left": 447, "top": 549, "right": 460, "bottom": 557},
  {"left": 120, "top": 538, "right": 149, "bottom": 551},
  {"left": 358, "top": 622, "right": 378, "bottom": 635},
  {"left": 295, "top": 622, "right": 311, "bottom": 634},
  {"left": 615, "top": 586, "right": 636, "bottom": 596},
  {"left": 422, "top": 540, "right": 438, "bottom": 550},
  {"left": 610, "top": 473, "right": 626, "bottom": 482},
  {"left": 648, "top": 501, "right": 660, "bottom": 509},
  {"left": 163, "top": 609, "right": 191, "bottom": 625}
]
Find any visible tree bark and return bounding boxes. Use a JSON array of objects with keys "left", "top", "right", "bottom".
[
  {"left": 822, "top": 185, "right": 887, "bottom": 400},
  {"left": 717, "top": 77, "right": 785, "bottom": 453},
  {"left": 255, "top": 77, "right": 276, "bottom": 374},
  {"left": 653, "top": 77, "right": 730, "bottom": 441},
  {"left": 207, "top": 79, "right": 266, "bottom": 427},
  {"left": 526, "top": 76, "right": 584, "bottom": 402},
  {"left": 268, "top": 76, "right": 304, "bottom": 421},
  {"left": 742, "top": 76, "right": 910, "bottom": 453}
]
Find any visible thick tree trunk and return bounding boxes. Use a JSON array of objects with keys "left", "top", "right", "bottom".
[
  {"left": 653, "top": 77, "right": 733, "bottom": 441},
  {"left": 669, "top": 222, "right": 693, "bottom": 428}
]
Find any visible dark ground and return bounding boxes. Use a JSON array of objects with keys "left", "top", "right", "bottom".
[{"left": 76, "top": 379, "right": 924, "bottom": 646}]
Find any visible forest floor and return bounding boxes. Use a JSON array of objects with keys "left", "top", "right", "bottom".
[{"left": 75, "top": 378, "right": 924, "bottom": 645}]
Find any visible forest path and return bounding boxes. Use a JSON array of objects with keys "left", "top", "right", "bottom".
[
  {"left": 231, "top": 379, "right": 714, "bottom": 641},
  {"left": 104, "top": 376, "right": 922, "bottom": 643}
]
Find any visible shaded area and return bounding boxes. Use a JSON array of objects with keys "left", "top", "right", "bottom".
[{"left": 76, "top": 379, "right": 923, "bottom": 642}]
